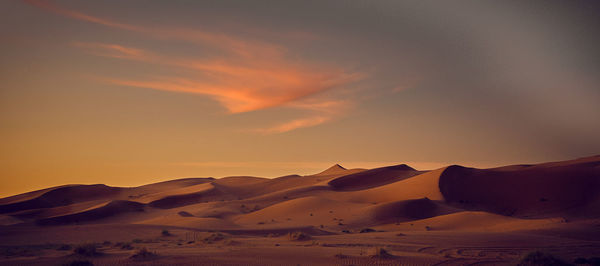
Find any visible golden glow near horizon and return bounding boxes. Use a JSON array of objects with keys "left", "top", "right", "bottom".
[{"left": 1, "top": 1, "right": 599, "bottom": 197}]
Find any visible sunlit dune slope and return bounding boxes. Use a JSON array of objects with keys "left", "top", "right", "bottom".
[{"left": 0, "top": 156, "right": 598, "bottom": 232}]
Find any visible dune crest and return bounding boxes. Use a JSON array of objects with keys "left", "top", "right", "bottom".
[
  {"left": 315, "top": 164, "right": 348, "bottom": 176},
  {"left": 0, "top": 155, "right": 597, "bottom": 232}
]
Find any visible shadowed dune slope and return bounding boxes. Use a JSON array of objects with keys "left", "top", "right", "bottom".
[
  {"left": 0, "top": 184, "right": 121, "bottom": 214},
  {"left": 366, "top": 198, "right": 458, "bottom": 224},
  {"left": 7, "top": 200, "right": 110, "bottom": 221},
  {"left": 328, "top": 164, "right": 424, "bottom": 191},
  {"left": 0, "top": 185, "right": 72, "bottom": 205},
  {"left": 439, "top": 157, "right": 600, "bottom": 218},
  {"left": 333, "top": 167, "right": 447, "bottom": 204},
  {"left": 36, "top": 200, "right": 145, "bottom": 225},
  {"left": 148, "top": 183, "right": 225, "bottom": 209}
]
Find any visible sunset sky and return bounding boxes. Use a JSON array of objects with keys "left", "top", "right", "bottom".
[{"left": 1, "top": 0, "right": 599, "bottom": 196}]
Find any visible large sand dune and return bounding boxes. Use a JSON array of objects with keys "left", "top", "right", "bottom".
[{"left": 1, "top": 156, "right": 599, "bottom": 265}]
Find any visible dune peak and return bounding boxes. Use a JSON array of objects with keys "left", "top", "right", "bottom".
[{"left": 315, "top": 164, "right": 347, "bottom": 175}]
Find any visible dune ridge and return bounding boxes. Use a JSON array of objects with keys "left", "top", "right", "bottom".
[{"left": 0, "top": 155, "right": 598, "bottom": 232}]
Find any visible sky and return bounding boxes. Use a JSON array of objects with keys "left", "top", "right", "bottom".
[{"left": 1, "top": 0, "right": 599, "bottom": 197}]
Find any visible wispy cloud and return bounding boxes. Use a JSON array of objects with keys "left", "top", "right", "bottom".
[
  {"left": 26, "top": 0, "right": 364, "bottom": 132},
  {"left": 253, "top": 99, "right": 351, "bottom": 134},
  {"left": 25, "top": 0, "right": 285, "bottom": 58},
  {"left": 257, "top": 116, "right": 330, "bottom": 134},
  {"left": 71, "top": 42, "right": 147, "bottom": 60},
  {"left": 78, "top": 42, "right": 361, "bottom": 113}
]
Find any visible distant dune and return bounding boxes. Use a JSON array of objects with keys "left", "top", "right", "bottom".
[
  {"left": 1, "top": 156, "right": 599, "bottom": 228},
  {"left": 1, "top": 156, "right": 599, "bottom": 265}
]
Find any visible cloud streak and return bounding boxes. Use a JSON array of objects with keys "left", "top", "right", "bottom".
[
  {"left": 254, "top": 99, "right": 350, "bottom": 134},
  {"left": 78, "top": 42, "right": 361, "bottom": 113},
  {"left": 26, "top": 0, "right": 364, "bottom": 132},
  {"left": 25, "top": 0, "right": 285, "bottom": 58}
]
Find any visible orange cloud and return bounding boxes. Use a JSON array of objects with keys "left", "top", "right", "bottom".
[
  {"left": 71, "top": 42, "right": 148, "bottom": 60},
  {"left": 79, "top": 42, "right": 361, "bottom": 114},
  {"left": 256, "top": 116, "right": 331, "bottom": 134},
  {"left": 25, "top": 0, "right": 284, "bottom": 58},
  {"left": 254, "top": 99, "right": 350, "bottom": 134},
  {"left": 28, "top": 0, "right": 364, "bottom": 132}
]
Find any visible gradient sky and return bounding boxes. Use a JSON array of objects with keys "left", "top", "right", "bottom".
[{"left": 1, "top": 0, "right": 599, "bottom": 197}]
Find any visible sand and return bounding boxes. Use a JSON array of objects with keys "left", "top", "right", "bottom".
[{"left": 0, "top": 155, "right": 599, "bottom": 265}]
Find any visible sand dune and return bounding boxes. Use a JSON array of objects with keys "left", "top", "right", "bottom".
[
  {"left": 0, "top": 156, "right": 599, "bottom": 265},
  {"left": 328, "top": 164, "right": 424, "bottom": 191},
  {"left": 2, "top": 156, "right": 598, "bottom": 228},
  {"left": 36, "top": 200, "right": 145, "bottom": 225},
  {"left": 366, "top": 198, "right": 458, "bottom": 224},
  {"left": 0, "top": 184, "right": 121, "bottom": 214},
  {"left": 439, "top": 159, "right": 600, "bottom": 218}
]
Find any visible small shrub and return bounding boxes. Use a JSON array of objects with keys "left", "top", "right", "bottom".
[
  {"left": 62, "top": 259, "right": 94, "bottom": 266},
  {"left": 161, "top": 229, "right": 171, "bottom": 236},
  {"left": 588, "top": 257, "right": 600, "bottom": 265},
  {"left": 359, "top": 228, "right": 376, "bottom": 233},
  {"left": 335, "top": 253, "right": 348, "bottom": 259},
  {"left": 57, "top": 244, "right": 72, "bottom": 250},
  {"left": 203, "top": 232, "right": 225, "bottom": 243},
  {"left": 178, "top": 211, "right": 193, "bottom": 217},
  {"left": 370, "top": 247, "right": 393, "bottom": 259},
  {"left": 517, "top": 251, "right": 571, "bottom": 266},
  {"left": 287, "top": 231, "right": 311, "bottom": 241},
  {"left": 118, "top": 243, "right": 133, "bottom": 250},
  {"left": 425, "top": 226, "right": 432, "bottom": 231},
  {"left": 223, "top": 239, "right": 239, "bottom": 246},
  {"left": 129, "top": 248, "right": 157, "bottom": 260},
  {"left": 396, "top": 233, "right": 406, "bottom": 236},
  {"left": 73, "top": 244, "right": 100, "bottom": 257}
]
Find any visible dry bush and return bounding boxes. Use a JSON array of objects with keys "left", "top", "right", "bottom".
[
  {"left": 287, "top": 231, "right": 311, "bottom": 241},
  {"left": 335, "top": 253, "right": 348, "bottom": 259},
  {"left": 57, "top": 244, "right": 72, "bottom": 251},
  {"left": 130, "top": 248, "right": 157, "bottom": 260},
  {"left": 223, "top": 239, "right": 239, "bottom": 246},
  {"left": 369, "top": 247, "right": 394, "bottom": 259},
  {"left": 62, "top": 259, "right": 93, "bottom": 266},
  {"left": 203, "top": 232, "right": 226, "bottom": 243},
  {"left": 517, "top": 250, "right": 571, "bottom": 266},
  {"left": 114, "top": 242, "right": 133, "bottom": 250},
  {"left": 73, "top": 244, "right": 101, "bottom": 257}
]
